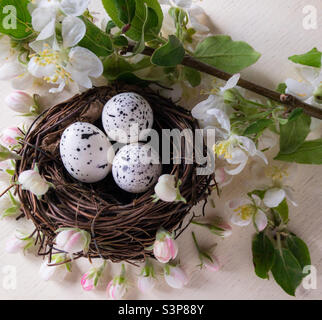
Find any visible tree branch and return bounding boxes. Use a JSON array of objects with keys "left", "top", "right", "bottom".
[{"left": 126, "top": 45, "right": 322, "bottom": 120}]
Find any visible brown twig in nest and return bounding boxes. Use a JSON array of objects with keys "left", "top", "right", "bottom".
[{"left": 15, "top": 84, "right": 214, "bottom": 263}]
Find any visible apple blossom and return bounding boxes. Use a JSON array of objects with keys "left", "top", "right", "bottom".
[
  {"left": 55, "top": 228, "right": 91, "bottom": 254},
  {"left": 0, "top": 191, "right": 20, "bottom": 218},
  {"left": 164, "top": 264, "right": 188, "bottom": 289},
  {"left": 0, "top": 127, "right": 22, "bottom": 149},
  {"left": 215, "top": 167, "right": 233, "bottom": 188},
  {"left": 153, "top": 229, "right": 178, "bottom": 263},
  {"left": 192, "top": 218, "right": 232, "bottom": 238},
  {"left": 226, "top": 195, "right": 268, "bottom": 231},
  {"left": 5, "top": 230, "right": 34, "bottom": 253},
  {"left": 5, "top": 91, "right": 34, "bottom": 114},
  {"left": 107, "top": 264, "right": 127, "bottom": 300},
  {"left": 137, "top": 261, "right": 157, "bottom": 293},
  {"left": 81, "top": 261, "right": 106, "bottom": 291},
  {"left": 154, "top": 174, "right": 186, "bottom": 203},
  {"left": 0, "top": 145, "right": 21, "bottom": 161},
  {"left": 39, "top": 253, "right": 71, "bottom": 281},
  {"left": 0, "top": 160, "right": 15, "bottom": 186},
  {"left": 263, "top": 187, "right": 297, "bottom": 208},
  {"left": 18, "top": 168, "right": 51, "bottom": 197}
]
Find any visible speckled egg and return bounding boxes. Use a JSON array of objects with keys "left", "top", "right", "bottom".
[
  {"left": 112, "top": 143, "right": 162, "bottom": 193},
  {"left": 60, "top": 122, "right": 114, "bottom": 183},
  {"left": 102, "top": 92, "right": 154, "bottom": 143}
]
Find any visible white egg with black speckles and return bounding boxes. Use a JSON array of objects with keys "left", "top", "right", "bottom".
[
  {"left": 112, "top": 143, "right": 162, "bottom": 193},
  {"left": 102, "top": 92, "right": 154, "bottom": 143},
  {"left": 60, "top": 122, "right": 113, "bottom": 183}
]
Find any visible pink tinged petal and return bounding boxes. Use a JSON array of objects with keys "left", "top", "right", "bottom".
[
  {"left": 0, "top": 61, "right": 25, "bottom": 81},
  {"left": 164, "top": 266, "right": 188, "bottom": 289},
  {"left": 55, "top": 229, "right": 76, "bottom": 249},
  {"left": 215, "top": 167, "right": 233, "bottom": 187},
  {"left": 39, "top": 262, "right": 56, "bottom": 281},
  {"left": 137, "top": 276, "right": 156, "bottom": 293},
  {"left": 230, "top": 211, "right": 252, "bottom": 227},
  {"left": 263, "top": 188, "right": 286, "bottom": 208},
  {"left": 5, "top": 237, "right": 25, "bottom": 253},
  {"left": 204, "top": 256, "right": 220, "bottom": 272},
  {"left": 285, "top": 78, "right": 314, "bottom": 100},
  {"left": 81, "top": 273, "right": 94, "bottom": 291},
  {"left": 153, "top": 240, "right": 171, "bottom": 264},
  {"left": 62, "top": 16, "right": 86, "bottom": 48},
  {"left": 64, "top": 232, "right": 86, "bottom": 254},
  {"left": 108, "top": 283, "right": 126, "bottom": 300},
  {"left": 166, "top": 237, "right": 178, "bottom": 260},
  {"left": 5, "top": 91, "right": 33, "bottom": 113},
  {"left": 255, "top": 210, "right": 268, "bottom": 231}
]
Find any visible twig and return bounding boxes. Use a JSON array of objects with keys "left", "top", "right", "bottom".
[{"left": 126, "top": 44, "right": 322, "bottom": 120}]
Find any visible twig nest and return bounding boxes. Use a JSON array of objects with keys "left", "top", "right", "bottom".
[{"left": 16, "top": 84, "right": 214, "bottom": 263}]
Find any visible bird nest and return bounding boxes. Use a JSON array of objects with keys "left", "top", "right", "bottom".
[{"left": 15, "top": 83, "right": 215, "bottom": 264}]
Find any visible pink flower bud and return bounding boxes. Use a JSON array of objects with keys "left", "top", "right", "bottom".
[
  {"left": 0, "top": 127, "right": 22, "bottom": 148},
  {"left": 55, "top": 228, "right": 90, "bottom": 254},
  {"left": 5, "top": 230, "right": 33, "bottom": 253},
  {"left": 5, "top": 91, "right": 33, "bottom": 113},
  {"left": 138, "top": 275, "right": 156, "bottom": 293},
  {"left": 107, "top": 281, "right": 127, "bottom": 300},
  {"left": 164, "top": 265, "right": 188, "bottom": 289},
  {"left": 39, "top": 253, "right": 70, "bottom": 281},
  {"left": 153, "top": 230, "right": 178, "bottom": 264},
  {"left": 18, "top": 169, "right": 49, "bottom": 196},
  {"left": 81, "top": 272, "right": 95, "bottom": 291}
]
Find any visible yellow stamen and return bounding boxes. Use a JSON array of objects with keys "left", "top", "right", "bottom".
[
  {"left": 213, "top": 141, "right": 232, "bottom": 159},
  {"left": 265, "top": 165, "right": 288, "bottom": 181},
  {"left": 234, "top": 204, "right": 256, "bottom": 220}
]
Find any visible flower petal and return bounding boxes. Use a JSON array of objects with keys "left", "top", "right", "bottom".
[
  {"left": 254, "top": 209, "right": 268, "bottom": 231},
  {"left": 285, "top": 78, "right": 314, "bottom": 100},
  {"left": 62, "top": 16, "right": 86, "bottom": 48},
  {"left": 283, "top": 186, "right": 298, "bottom": 207},
  {"left": 263, "top": 188, "right": 286, "bottom": 208},
  {"left": 206, "top": 108, "right": 231, "bottom": 133},
  {"left": 191, "top": 95, "right": 217, "bottom": 120},
  {"left": 60, "top": 0, "right": 89, "bottom": 16},
  {"left": 221, "top": 74, "right": 240, "bottom": 92},
  {"left": 31, "top": 7, "right": 56, "bottom": 31},
  {"left": 236, "top": 135, "right": 257, "bottom": 156}
]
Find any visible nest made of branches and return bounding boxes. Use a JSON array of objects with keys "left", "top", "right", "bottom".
[{"left": 16, "top": 83, "right": 215, "bottom": 264}]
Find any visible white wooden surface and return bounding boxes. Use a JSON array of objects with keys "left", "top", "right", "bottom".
[{"left": 0, "top": 0, "right": 321, "bottom": 300}]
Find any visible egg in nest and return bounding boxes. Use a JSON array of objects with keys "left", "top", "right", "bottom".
[{"left": 60, "top": 122, "right": 113, "bottom": 183}]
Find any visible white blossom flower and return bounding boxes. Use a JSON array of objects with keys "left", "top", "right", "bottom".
[
  {"left": 18, "top": 168, "right": 50, "bottom": 197},
  {"left": 285, "top": 60, "right": 322, "bottom": 131},
  {"left": 5, "top": 230, "right": 34, "bottom": 253},
  {"left": 29, "top": 0, "right": 89, "bottom": 52},
  {"left": 39, "top": 253, "right": 71, "bottom": 281},
  {"left": 0, "top": 191, "right": 20, "bottom": 218},
  {"left": 5, "top": 91, "right": 34, "bottom": 114},
  {"left": 164, "top": 264, "right": 188, "bottom": 289},
  {"left": 107, "top": 264, "right": 127, "bottom": 300},
  {"left": 226, "top": 195, "right": 268, "bottom": 231},
  {"left": 55, "top": 228, "right": 91, "bottom": 254},
  {"left": 138, "top": 262, "right": 157, "bottom": 293},
  {"left": 0, "top": 160, "right": 15, "bottom": 186},
  {"left": 154, "top": 174, "right": 186, "bottom": 203},
  {"left": 0, "top": 127, "right": 22, "bottom": 149},
  {"left": 153, "top": 229, "right": 178, "bottom": 264}
]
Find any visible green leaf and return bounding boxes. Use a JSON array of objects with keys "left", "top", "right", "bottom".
[
  {"left": 78, "top": 17, "right": 113, "bottom": 57},
  {"left": 275, "top": 139, "right": 322, "bottom": 164},
  {"left": 151, "top": 35, "right": 185, "bottom": 67},
  {"left": 183, "top": 66, "right": 201, "bottom": 87},
  {"left": 252, "top": 232, "right": 275, "bottom": 279},
  {"left": 102, "top": 0, "right": 163, "bottom": 41},
  {"left": 244, "top": 119, "right": 274, "bottom": 135},
  {"left": 113, "top": 35, "right": 128, "bottom": 47},
  {"left": 194, "top": 35, "right": 261, "bottom": 73},
  {"left": 106, "top": 20, "right": 116, "bottom": 34},
  {"left": 0, "top": 0, "right": 33, "bottom": 39},
  {"left": 271, "top": 248, "right": 303, "bottom": 296},
  {"left": 276, "top": 83, "right": 287, "bottom": 94},
  {"left": 248, "top": 189, "right": 266, "bottom": 200},
  {"left": 286, "top": 235, "right": 311, "bottom": 270},
  {"left": 274, "top": 198, "right": 289, "bottom": 223},
  {"left": 113, "top": 0, "right": 136, "bottom": 25},
  {"left": 289, "top": 48, "right": 322, "bottom": 68},
  {"left": 279, "top": 113, "right": 311, "bottom": 154},
  {"left": 287, "top": 108, "right": 303, "bottom": 121}
]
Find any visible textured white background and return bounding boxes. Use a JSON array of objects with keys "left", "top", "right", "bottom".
[{"left": 0, "top": 0, "right": 321, "bottom": 300}]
